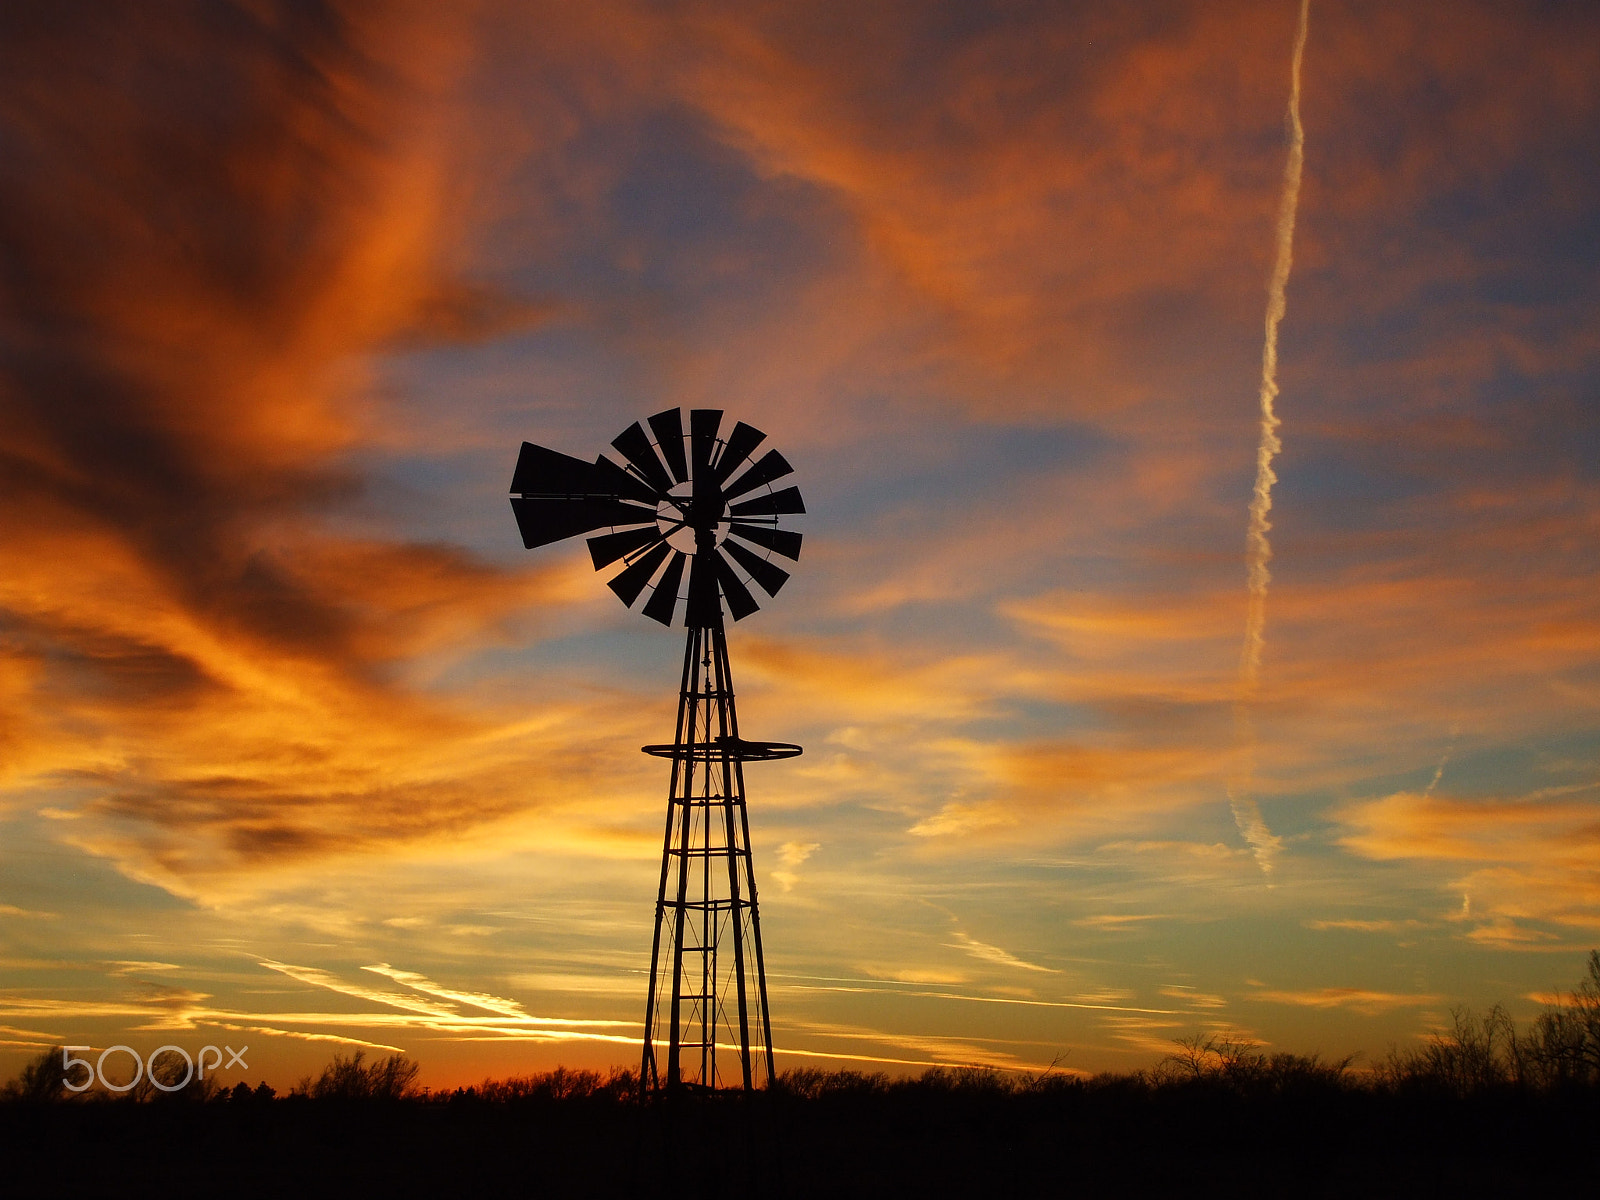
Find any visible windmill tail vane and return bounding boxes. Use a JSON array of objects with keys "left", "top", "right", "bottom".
[{"left": 510, "top": 408, "right": 804, "bottom": 1091}]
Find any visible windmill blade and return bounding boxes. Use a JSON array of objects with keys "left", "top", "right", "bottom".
[
  {"left": 608, "top": 540, "right": 672, "bottom": 605},
  {"left": 588, "top": 525, "right": 664, "bottom": 570},
  {"left": 729, "top": 522, "right": 802, "bottom": 561},
  {"left": 712, "top": 421, "right": 766, "bottom": 484},
  {"left": 642, "top": 550, "right": 687, "bottom": 625},
  {"left": 611, "top": 422, "right": 674, "bottom": 494},
  {"left": 685, "top": 547, "right": 723, "bottom": 628},
  {"left": 511, "top": 497, "right": 655, "bottom": 550},
  {"left": 648, "top": 409, "right": 688, "bottom": 483},
  {"left": 722, "top": 449, "right": 793, "bottom": 502},
  {"left": 593, "top": 455, "right": 661, "bottom": 504},
  {"left": 690, "top": 409, "right": 723, "bottom": 479},
  {"left": 712, "top": 547, "right": 761, "bottom": 621},
  {"left": 511, "top": 442, "right": 609, "bottom": 496},
  {"left": 722, "top": 537, "right": 791, "bottom": 597},
  {"left": 729, "top": 486, "right": 805, "bottom": 518}
]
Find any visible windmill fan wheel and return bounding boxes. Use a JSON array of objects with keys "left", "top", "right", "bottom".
[{"left": 509, "top": 408, "right": 804, "bottom": 628}]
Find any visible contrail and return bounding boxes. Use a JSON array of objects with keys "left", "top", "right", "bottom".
[
  {"left": 1229, "top": 0, "right": 1309, "bottom": 877},
  {"left": 1422, "top": 751, "right": 1448, "bottom": 797},
  {"left": 1422, "top": 727, "right": 1458, "bottom": 797}
]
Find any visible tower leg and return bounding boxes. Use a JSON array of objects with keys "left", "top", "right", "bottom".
[{"left": 641, "top": 627, "right": 701, "bottom": 1091}]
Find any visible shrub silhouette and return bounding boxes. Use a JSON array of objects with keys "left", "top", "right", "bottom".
[
  {"left": 771, "top": 1068, "right": 891, "bottom": 1100},
  {"left": 294, "top": 1050, "right": 421, "bottom": 1100},
  {"left": 1153, "top": 1032, "right": 1357, "bottom": 1096},
  {"left": 1, "top": 1047, "right": 71, "bottom": 1102},
  {"left": 129, "top": 1045, "right": 219, "bottom": 1102},
  {"left": 470, "top": 1065, "right": 636, "bottom": 1102},
  {"left": 2, "top": 994, "right": 1598, "bottom": 1198}
]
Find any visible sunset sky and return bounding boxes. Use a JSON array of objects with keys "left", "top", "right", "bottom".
[{"left": 3, "top": 0, "right": 1598, "bottom": 1090}]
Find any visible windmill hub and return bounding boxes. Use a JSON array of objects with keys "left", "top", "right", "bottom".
[
  {"left": 509, "top": 408, "right": 804, "bottom": 1092},
  {"left": 657, "top": 485, "right": 727, "bottom": 553}
]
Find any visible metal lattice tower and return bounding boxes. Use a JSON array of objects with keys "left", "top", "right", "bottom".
[
  {"left": 508, "top": 408, "right": 804, "bottom": 1091},
  {"left": 640, "top": 622, "right": 795, "bottom": 1089}
]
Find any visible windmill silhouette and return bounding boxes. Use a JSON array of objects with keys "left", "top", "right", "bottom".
[{"left": 510, "top": 408, "right": 804, "bottom": 1091}]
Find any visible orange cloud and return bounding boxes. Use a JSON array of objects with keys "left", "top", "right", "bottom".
[
  {"left": 1338, "top": 789, "right": 1600, "bottom": 942},
  {"left": 0, "top": 4, "right": 593, "bottom": 892}
]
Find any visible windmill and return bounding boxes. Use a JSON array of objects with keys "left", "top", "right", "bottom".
[{"left": 510, "top": 408, "right": 804, "bottom": 1091}]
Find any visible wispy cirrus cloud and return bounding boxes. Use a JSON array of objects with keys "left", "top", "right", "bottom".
[
  {"left": 945, "top": 931, "right": 1057, "bottom": 975},
  {"left": 362, "top": 964, "right": 530, "bottom": 1018},
  {"left": 1303, "top": 919, "right": 1429, "bottom": 934},
  {"left": 1244, "top": 986, "right": 1439, "bottom": 1017}
]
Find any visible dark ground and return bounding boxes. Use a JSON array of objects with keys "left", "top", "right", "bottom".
[{"left": 3, "top": 1081, "right": 1595, "bottom": 1198}]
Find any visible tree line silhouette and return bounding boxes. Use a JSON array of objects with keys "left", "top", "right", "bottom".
[{"left": 5, "top": 952, "right": 1598, "bottom": 1196}]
